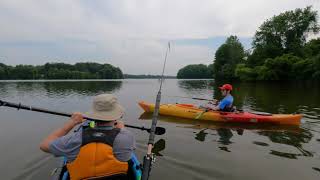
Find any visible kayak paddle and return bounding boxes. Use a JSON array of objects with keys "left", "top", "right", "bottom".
[
  {"left": 165, "top": 95, "right": 216, "bottom": 101},
  {"left": 0, "top": 99, "right": 166, "bottom": 135}
]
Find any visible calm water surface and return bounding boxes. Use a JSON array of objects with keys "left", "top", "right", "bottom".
[{"left": 0, "top": 79, "right": 319, "bottom": 180}]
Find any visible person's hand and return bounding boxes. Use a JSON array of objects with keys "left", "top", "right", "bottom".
[
  {"left": 70, "top": 112, "right": 84, "bottom": 126},
  {"left": 209, "top": 99, "right": 218, "bottom": 105},
  {"left": 114, "top": 120, "right": 125, "bottom": 129}
]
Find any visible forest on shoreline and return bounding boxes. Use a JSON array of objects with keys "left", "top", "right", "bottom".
[
  {"left": 0, "top": 62, "right": 123, "bottom": 80},
  {"left": 0, "top": 62, "right": 177, "bottom": 80},
  {"left": 177, "top": 6, "right": 320, "bottom": 81}
]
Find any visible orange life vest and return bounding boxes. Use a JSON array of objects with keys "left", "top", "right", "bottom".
[{"left": 66, "top": 128, "right": 128, "bottom": 180}]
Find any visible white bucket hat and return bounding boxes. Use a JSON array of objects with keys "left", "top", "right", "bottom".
[{"left": 85, "top": 94, "right": 124, "bottom": 121}]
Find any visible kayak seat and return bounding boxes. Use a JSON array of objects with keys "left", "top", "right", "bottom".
[
  {"left": 86, "top": 173, "right": 128, "bottom": 180},
  {"left": 58, "top": 168, "right": 130, "bottom": 180},
  {"left": 221, "top": 106, "right": 236, "bottom": 112}
]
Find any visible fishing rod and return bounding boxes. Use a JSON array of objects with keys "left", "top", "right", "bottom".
[
  {"left": 0, "top": 100, "right": 166, "bottom": 135},
  {"left": 141, "top": 42, "right": 170, "bottom": 180}
]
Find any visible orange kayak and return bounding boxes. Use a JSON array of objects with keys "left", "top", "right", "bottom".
[{"left": 138, "top": 101, "right": 302, "bottom": 126}]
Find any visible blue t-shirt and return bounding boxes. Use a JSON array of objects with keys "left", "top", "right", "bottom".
[{"left": 218, "top": 94, "right": 233, "bottom": 110}]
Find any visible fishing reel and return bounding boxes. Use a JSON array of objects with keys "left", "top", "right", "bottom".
[{"left": 142, "top": 153, "right": 156, "bottom": 180}]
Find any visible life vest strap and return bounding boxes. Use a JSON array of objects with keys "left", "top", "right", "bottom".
[{"left": 82, "top": 127, "right": 121, "bottom": 147}]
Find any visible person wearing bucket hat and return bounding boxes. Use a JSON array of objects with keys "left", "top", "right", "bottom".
[
  {"left": 203, "top": 84, "right": 234, "bottom": 112},
  {"left": 40, "top": 94, "right": 136, "bottom": 179},
  {"left": 85, "top": 94, "right": 125, "bottom": 121}
]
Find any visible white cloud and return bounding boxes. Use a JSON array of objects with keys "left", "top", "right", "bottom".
[{"left": 0, "top": 0, "right": 319, "bottom": 75}]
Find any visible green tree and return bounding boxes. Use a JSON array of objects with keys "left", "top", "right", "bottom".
[
  {"left": 0, "top": 67, "right": 5, "bottom": 79},
  {"left": 213, "top": 35, "right": 245, "bottom": 80},
  {"left": 311, "top": 54, "right": 320, "bottom": 79},
  {"left": 177, "top": 64, "right": 211, "bottom": 79},
  {"left": 10, "top": 65, "right": 35, "bottom": 79},
  {"left": 304, "top": 38, "right": 320, "bottom": 58},
  {"left": 249, "top": 6, "right": 319, "bottom": 66},
  {"left": 235, "top": 64, "right": 256, "bottom": 81},
  {"left": 0, "top": 62, "right": 123, "bottom": 80},
  {"left": 263, "top": 54, "right": 302, "bottom": 80},
  {"left": 207, "top": 64, "right": 214, "bottom": 78},
  {"left": 0, "top": 63, "right": 8, "bottom": 79}
]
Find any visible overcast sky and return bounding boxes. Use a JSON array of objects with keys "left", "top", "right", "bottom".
[{"left": 0, "top": 0, "right": 319, "bottom": 75}]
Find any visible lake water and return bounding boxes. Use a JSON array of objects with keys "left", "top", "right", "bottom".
[{"left": 0, "top": 79, "right": 319, "bottom": 180}]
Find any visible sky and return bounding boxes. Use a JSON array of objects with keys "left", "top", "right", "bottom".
[{"left": 0, "top": 0, "right": 319, "bottom": 75}]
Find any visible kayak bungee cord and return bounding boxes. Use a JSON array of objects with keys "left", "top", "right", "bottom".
[
  {"left": 141, "top": 42, "right": 170, "bottom": 180},
  {"left": 0, "top": 99, "right": 166, "bottom": 135}
]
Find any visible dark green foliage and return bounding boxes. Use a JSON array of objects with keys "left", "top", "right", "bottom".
[
  {"left": 292, "top": 59, "right": 314, "bottom": 80},
  {"left": 207, "top": 64, "right": 214, "bottom": 78},
  {"left": 235, "top": 54, "right": 318, "bottom": 81},
  {"left": 249, "top": 6, "right": 319, "bottom": 67},
  {"left": 213, "top": 36, "right": 245, "bottom": 80},
  {"left": 263, "top": 54, "right": 301, "bottom": 80},
  {"left": 0, "top": 62, "right": 123, "bottom": 80},
  {"left": 177, "top": 64, "right": 212, "bottom": 79},
  {"left": 304, "top": 38, "right": 320, "bottom": 58},
  {"left": 311, "top": 54, "right": 320, "bottom": 79},
  {"left": 235, "top": 64, "right": 256, "bottom": 81},
  {"left": 222, "top": 7, "right": 320, "bottom": 81}
]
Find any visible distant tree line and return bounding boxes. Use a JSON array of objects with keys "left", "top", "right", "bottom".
[
  {"left": 124, "top": 74, "right": 176, "bottom": 79},
  {"left": 178, "top": 6, "right": 320, "bottom": 81},
  {"left": 0, "top": 62, "right": 123, "bottom": 79},
  {"left": 177, "top": 64, "right": 213, "bottom": 79}
]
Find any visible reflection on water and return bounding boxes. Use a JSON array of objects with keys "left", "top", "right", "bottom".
[
  {"left": 0, "top": 80, "right": 122, "bottom": 98},
  {"left": 253, "top": 141, "right": 269, "bottom": 147},
  {"left": 152, "top": 139, "right": 166, "bottom": 156},
  {"left": 178, "top": 80, "right": 212, "bottom": 90},
  {"left": 43, "top": 81, "right": 122, "bottom": 96},
  {"left": 1, "top": 80, "right": 319, "bottom": 180},
  {"left": 258, "top": 130, "right": 313, "bottom": 159},
  {"left": 194, "top": 129, "right": 208, "bottom": 142},
  {"left": 11, "top": 155, "right": 54, "bottom": 180},
  {"left": 313, "top": 167, "right": 320, "bottom": 173},
  {"left": 139, "top": 112, "right": 314, "bottom": 158},
  {"left": 217, "top": 128, "right": 233, "bottom": 145},
  {"left": 177, "top": 80, "right": 214, "bottom": 100}
]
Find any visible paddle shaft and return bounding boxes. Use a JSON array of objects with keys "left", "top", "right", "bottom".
[
  {"left": 0, "top": 100, "right": 153, "bottom": 132},
  {"left": 165, "top": 95, "right": 216, "bottom": 101}
]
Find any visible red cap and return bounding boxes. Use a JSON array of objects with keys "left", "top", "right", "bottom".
[{"left": 219, "top": 84, "right": 233, "bottom": 91}]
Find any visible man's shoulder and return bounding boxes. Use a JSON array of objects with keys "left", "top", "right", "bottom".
[
  {"left": 52, "top": 128, "right": 83, "bottom": 146},
  {"left": 113, "top": 128, "right": 135, "bottom": 150},
  {"left": 114, "top": 128, "right": 135, "bottom": 144},
  {"left": 118, "top": 128, "right": 134, "bottom": 138},
  {"left": 227, "top": 95, "right": 233, "bottom": 101}
]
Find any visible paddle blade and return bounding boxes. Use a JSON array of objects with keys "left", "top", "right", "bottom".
[
  {"left": 152, "top": 139, "right": 166, "bottom": 156},
  {"left": 148, "top": 127, "right": 166, "bottom": 135}
]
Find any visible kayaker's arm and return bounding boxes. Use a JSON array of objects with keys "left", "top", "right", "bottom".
[
  {"left": 201, "top": 100, "right": 219, "bottom": 111},
  {"left": 210, "top": 106, "right": 220, "bottom": 111},
  {"left": 40, "top": 112, "right": 83, "bottom": 153}
]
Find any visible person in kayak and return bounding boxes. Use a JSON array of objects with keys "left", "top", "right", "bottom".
[
  {"left": 40, "top": 94, "right": 135, "bottom": 179},
  {"left": 203, "top": 84, "right": 234, "bottom": 111}
]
